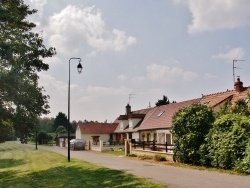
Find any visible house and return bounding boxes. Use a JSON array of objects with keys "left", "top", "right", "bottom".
[
  {"left": 115, "top": 78, "right": 250, "bottom": 146},
  {"left": 114, "top": 99, "right": 199, "bottom": 145},
  {"left": 114, "top": 104, "right": 152, "bottom": 144},
  {"left": 75, "top": 123, "right": 118, "bottom": 145}
]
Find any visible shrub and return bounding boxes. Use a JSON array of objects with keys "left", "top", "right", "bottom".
[
  {"left": 234, "top": 140, "right": 250, "bottom": 174},
  {"left": 206, "top": 114, "right": 250, "bottom": 170},
  {"left": 128, "top": 153, "right": 137, "bottom": 157},
  {"left": 172, "top": 104, "right": 214, "bottom": 165},
  {"left": 37, "top": 131, "right": 48, "bottom": 144},
  {"left": 138, "top": 154, "right": 153, "bottom": 160},
  {"left": 154, "top": 154, "right": 167, "bottom": 161}
]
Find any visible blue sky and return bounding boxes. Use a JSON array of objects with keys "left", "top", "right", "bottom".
[{"left": 24, "top": 0, "right": 250, "bottom": 122}]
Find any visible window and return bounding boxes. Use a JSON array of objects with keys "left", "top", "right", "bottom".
[{"left": 158, "top": 111, "right": 165, "bottom": 117}]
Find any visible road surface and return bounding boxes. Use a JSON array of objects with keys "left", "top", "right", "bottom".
[{"left": 40, "top": 146, "right": 250, "bottom": 188}]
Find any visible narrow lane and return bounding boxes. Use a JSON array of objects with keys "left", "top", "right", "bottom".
[{"left": 40, "top": 146, "right": 250, "bottom": 188}]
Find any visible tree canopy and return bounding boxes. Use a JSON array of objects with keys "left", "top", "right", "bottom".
[
  {"left": 53, "top": 112, "right": 69, "bottom": 132},
  {"left": 0, "top": 0, "right": 56, "bottom": 142},
  {"left": 155, "top": 95, "right": 170, "bottom": 106}
]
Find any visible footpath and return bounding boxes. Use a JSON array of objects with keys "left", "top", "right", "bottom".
[{"left": 40, "top": 145, "right": 250, "bottom": 188}]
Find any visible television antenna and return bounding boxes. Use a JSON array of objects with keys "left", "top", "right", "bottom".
[
  {"left": 233, "top": 59, "right": 244, "bottom": 84},
  {"left": 128, "top": 94, "right": 135, "bottom": 104}
]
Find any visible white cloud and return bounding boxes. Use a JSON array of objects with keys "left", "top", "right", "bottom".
[
  {"left": 212, "top": 47, "right": 245, "bottom": 62},
  {"left": 39, "top": 74, "right": 67, "bottom": 91},
  {"left": 146, "top": 64, "right": 198, "bottom": 83},
  {"left": 175, "top": 0, "right": 250, "bottom": 34},
  {"left": 46, "top": 5, "right": 136, "bottom": 55},
  {"left": 204, "top": 73, "right": 217, "bottom": 80},
  {"left": 132, "top": 76, "right": 146, "bottom": 83},
  {"left": 118, "top": 74, "right": 127, "bottom": 81}
]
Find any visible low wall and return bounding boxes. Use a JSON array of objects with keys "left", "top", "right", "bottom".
[{"left": 89, "top": 140, "right": 125, "bottom": 152}]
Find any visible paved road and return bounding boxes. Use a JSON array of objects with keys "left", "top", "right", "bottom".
[{"left": 40, "top": 146, "right": 250, "bottom": 188}]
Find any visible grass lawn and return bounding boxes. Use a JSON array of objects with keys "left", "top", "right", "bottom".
[
  {"left": 0, "top": 142, "right": 166, "bottom": 188},
  {"left": 102, "top": 149, "right": 125, "bottom": 156}
]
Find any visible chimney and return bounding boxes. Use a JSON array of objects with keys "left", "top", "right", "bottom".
[
  {"left": 126, "top": 103, "right": 131, "bottom": 115},
  {"left": 234, "top": 77, "right": 244, "bottom": 92}
]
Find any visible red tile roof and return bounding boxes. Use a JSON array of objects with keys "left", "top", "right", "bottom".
[
  {"left": 138, "top": 99, "right": 199, "bottom": 130},
  {"left": 77, "top": 123, "right": 118, "bottom": 134},
  {"left": 114, "top": 79, "right": 250, "bottom": 132},
  {"left": 200, "top": 86, "right": 250, "bottom": 108}
]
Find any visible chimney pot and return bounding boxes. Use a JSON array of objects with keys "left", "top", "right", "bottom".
[
  {"left": 234, "top": 77, "right": 244, "bottom": 92},
  {"left": 126, "top": 104, "right": 131, "bottom": 115}
]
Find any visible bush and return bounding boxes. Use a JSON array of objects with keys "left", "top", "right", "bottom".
[
  {"left": 138, "top": 154, "right": 153, "bottom": 160},
  {"left": 234, "top": 140, "right": 250, "bottom": 174},
  {"left": 206, "top": 114, "right": 250, "bottom": 170},
  {"left": 37, "top": 131, "right": 48, "bottom": 144},
  {"left": 154, "top": 154, "right": 167, "bottom": 161},
  {"left": 128, "top": 153, "right": 137, "bottom": 157},
  {"left": 172, "top": 104, "right": 214, "bottom": 165}
]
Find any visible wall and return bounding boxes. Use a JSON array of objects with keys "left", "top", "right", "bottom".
[
  {"left": 129, "top": 118, "right": 141, "bottom": 129},
  {"left": 139, "top": 129, "right": 173, "bottom": 144},
  {"left": 156, "top": 129, "right": 172, "bottom": 144},
  {"left": 75, "top": 126, "right": 81, "bottom": 139},
  {"left": 132, "top": 132, "right": 139, "bottom": 141},
  {"left": 119, "top": 120, "right": 128, "bottom": 130},
  {"left": 80, "top": 133, "right": 110, "bottom": 142}
]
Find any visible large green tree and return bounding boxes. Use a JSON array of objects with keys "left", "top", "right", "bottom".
[
  {"left": 53, "top": 112, "right": 69, "bottom": 132},
  {"left": 171, "top": 104, "right": 215, "bottom": 165},
  {"left": 0, "top": 0, "right": 56, "bottom": 141}
]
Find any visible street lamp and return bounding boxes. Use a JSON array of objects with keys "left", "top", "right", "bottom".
[{"left": 68, "top": 57, "right": 82, "bottom": 162}]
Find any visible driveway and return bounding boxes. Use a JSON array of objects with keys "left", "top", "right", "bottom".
[{"left": 41, "top": 146, "right": 250, "bottom": 188}]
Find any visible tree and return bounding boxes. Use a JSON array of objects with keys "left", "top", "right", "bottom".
[
  {"left": 171, "top": 104, "right": 215, "bottom": 165},
  {"left": 155, "top": 95, "right": 170, "bottom": 106},
  {"left": 0, "top": 0, "right": 56, "bottom": 140},
  {"left": 0, "top": 119, "right": 14, "bottom": 143},
  {"left": 37, "top": 130, "right": 48, "bottom": 144},
  {"left": 55, "top": 126, "right": 67, "bottom": 134},
  {"left": 38, "top": 117, "right": 55, "bottom": 133},
  {"left": 53, "top": 112, "right": 69, "bottom": 132}
]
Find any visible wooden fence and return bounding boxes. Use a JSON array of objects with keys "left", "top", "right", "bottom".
[{"left": 132, "top": 140, "right": 174, "bottom": 153}]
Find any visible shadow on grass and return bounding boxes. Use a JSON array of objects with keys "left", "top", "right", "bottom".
[
  {"left": 0, "top": 170, "right": 19, "bottom": 184},
  {"left": 0, "top": 164, "right": 160, "bottom": 188},
  {"left": 0, "top": 159, "right": 25, "bottom": 169}
]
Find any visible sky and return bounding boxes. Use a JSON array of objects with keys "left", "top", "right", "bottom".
[{"left": 24, "top": 0, "right": 250, "bottom": 123}]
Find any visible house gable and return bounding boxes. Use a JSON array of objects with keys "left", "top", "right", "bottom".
[{"left": 77, "top": 123, "right": 118, "bottom": 135}]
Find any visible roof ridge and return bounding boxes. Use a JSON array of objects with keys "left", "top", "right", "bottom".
[{"left": 202, "top": 89, "right": 234, "bottom": 97}]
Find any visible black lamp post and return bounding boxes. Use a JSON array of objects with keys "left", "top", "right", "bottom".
[{"left": 68, "top": 57, "right": 82, "bottom": 162}]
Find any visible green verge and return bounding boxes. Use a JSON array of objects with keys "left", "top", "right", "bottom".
[{"left": 0, "top": 142, "right": 165, "bottom": 188}]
